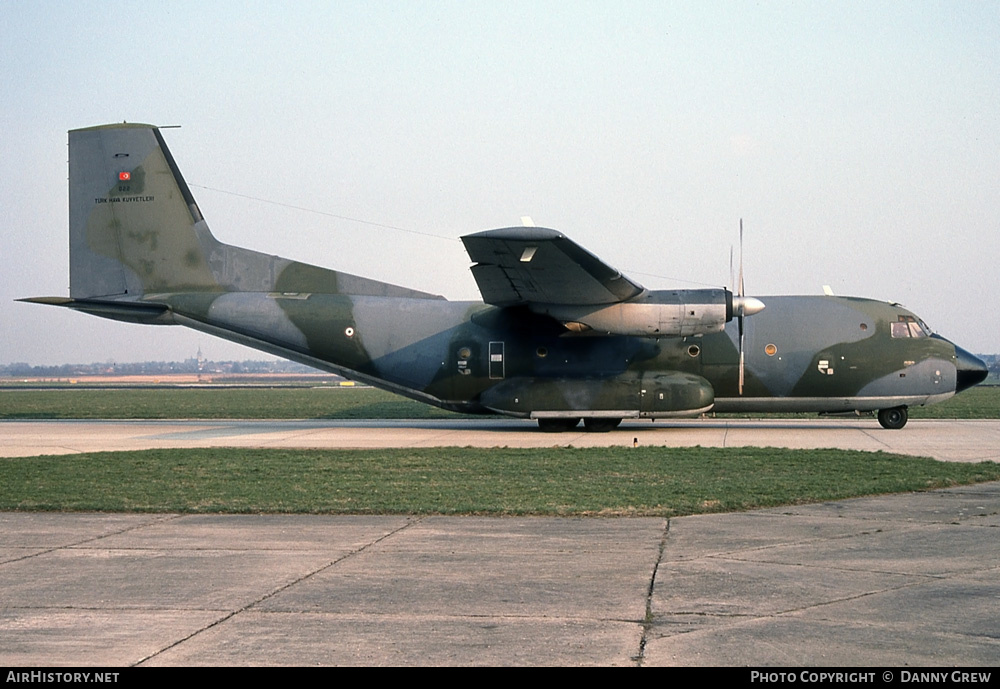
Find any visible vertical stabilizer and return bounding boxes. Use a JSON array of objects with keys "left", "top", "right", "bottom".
[
  {"left": 69, "top": 124, "right": 220, "bottom": 298},
  {"left": 66, "top": 124, "right": 442, "bottom": 300}
]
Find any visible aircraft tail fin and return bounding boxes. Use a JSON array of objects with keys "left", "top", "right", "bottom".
[
  {"left": 69, "top": 124, "right": 218, "bottom": 299},
  {"left": 67, "top": 123, "right": 441, "bottom": 301}
]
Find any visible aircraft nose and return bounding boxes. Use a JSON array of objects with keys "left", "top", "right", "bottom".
[{"left": 954, "top": 345, "right": 988, "bottom": 393}]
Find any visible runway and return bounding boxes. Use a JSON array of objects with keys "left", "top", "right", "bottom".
[
  {"left": 2, "top": 417, "right": 1000, "bottom": 462},
  {"left": 2, "top": 418, "right": 999, "bottom": 666}
]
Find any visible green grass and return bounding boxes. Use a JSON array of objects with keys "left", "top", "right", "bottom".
[
  {"left": 0, "top": 387, "right": 465, "bottom": 420},
  {"left": 907, "top": 386, "right": 1000, "bottom": 419},
  {"left": 2, "top": 385, "right": 998, "bottom": 420},
  {"left": 2, "top": 446, "right": 998, "bottom": 516},
  {"left": 4, "top": 387, "right": 997, "bottom": 516}
]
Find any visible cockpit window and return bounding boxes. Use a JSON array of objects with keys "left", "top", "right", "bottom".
[{"left": 891, "top": 315, "right": 930, "bottom": 338}]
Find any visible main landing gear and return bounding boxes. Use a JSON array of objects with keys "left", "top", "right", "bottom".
[
  {"left": 877, "top": 406, "right": 908, "bottom": 430},
  {"left": 536, "top": 418, "right": 622, "bottom": 433},
  {"left": 583, "top": 418, "right": 622, "bottom": 432},
  {"left": 537, "top": 418, "right": 581, "bottom": 432}
]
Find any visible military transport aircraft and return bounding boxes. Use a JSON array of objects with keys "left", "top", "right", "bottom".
[{"left": 23, "top": 123, "right": 989, "bottom": 431}]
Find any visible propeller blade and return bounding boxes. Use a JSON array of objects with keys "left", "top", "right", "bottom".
[
  {"left": 738, "top": 218, "right": 745, "bottom": 394},
  {"left": 729, "top": 245, "right": 735, "bottom": 293},
  {"left": 727, "top": 219, "right": 763, "bottom": 395},
  {"left": 738, "top": 306, "right": 745, "bottom": 395},
  {"left": 739, "top": 338, "right": 745, "bottom": 395},
  {"left": 738, "top": 218, "right": 745, "bottom": 300}
]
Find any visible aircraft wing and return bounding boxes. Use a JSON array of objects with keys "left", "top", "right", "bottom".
[{"left": 461, "top": 227, "right": 645, "bottom": 306}]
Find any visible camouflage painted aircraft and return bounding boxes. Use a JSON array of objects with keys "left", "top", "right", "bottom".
[{"left": 23, "top": 123, "right": 989, "bottom": 431}]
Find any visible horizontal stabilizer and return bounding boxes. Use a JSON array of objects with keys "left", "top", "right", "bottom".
[{"left": 19, "top": 296, "right": 172, "bottom": 325}]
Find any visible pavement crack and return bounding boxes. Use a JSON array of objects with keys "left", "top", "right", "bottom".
[
  {"left": 0, "top": 514, "right": 180, "bottom": 566},
  {"left": 763, "top": 578, "right": 939, "bottom": 618},
  {"left": 859, "top": 428, "right": 893, "bottom": 449},
  {"left": 131, "top": 515, "right": 425, "bottom": 666},
  {"left": 633, "top": 518, "right": 670, "bottom": 666}
]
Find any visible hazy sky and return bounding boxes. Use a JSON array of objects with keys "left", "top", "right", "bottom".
[{"left": 2, "top": 1, "right": 998, "bottom": 364}]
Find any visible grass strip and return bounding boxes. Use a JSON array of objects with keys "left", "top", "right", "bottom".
[
  {"left": 2, "top": 447, "right": 998, "bottom": 516},
  {"left": 2, "top": 386, "right": 997, "bottom": 420},
  {"left": 0, "top": 388, "right": 464, "bottom": 420}
]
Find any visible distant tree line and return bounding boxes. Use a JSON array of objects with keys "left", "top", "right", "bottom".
[{"left": 0, "top": 359, "right": 322, "bottom": 377}]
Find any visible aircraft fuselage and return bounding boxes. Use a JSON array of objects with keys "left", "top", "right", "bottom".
[{"left": 148, "top": 289, "right": 980, "bottom": 424}]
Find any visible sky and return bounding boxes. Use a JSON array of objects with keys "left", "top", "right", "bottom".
[{"left": 2, "top": 0, "right": 998, "bottom": 364}]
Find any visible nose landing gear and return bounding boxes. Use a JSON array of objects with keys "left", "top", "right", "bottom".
[{"left": 877, "top": 406, "right": 908, "bottom": 430}]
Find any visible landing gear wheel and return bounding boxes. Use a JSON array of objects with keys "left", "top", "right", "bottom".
[
  {"left": 583, "top": 418, "right": 622, "bottom": 433},
  {"left": 537, "top": 418, "right": 581, "bottom": 432},
  {"left": 877, "top": 406, "right": 908, "bottom": 430}
]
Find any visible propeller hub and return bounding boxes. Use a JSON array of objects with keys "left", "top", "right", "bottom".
[{"left": 734, "top": 296, "right": 765, "bottom": 317}]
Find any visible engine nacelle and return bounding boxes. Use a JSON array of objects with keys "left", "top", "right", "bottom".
[{"left": 532, "top": 288, "right": 734, "bottom": 337}]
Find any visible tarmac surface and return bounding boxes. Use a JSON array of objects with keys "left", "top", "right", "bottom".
[
  {"left": 3, "top": 417, "right": 1000, "bottom": 461},
  {"left": 2, "top": 418, "right": 999, "bottom": 666}
]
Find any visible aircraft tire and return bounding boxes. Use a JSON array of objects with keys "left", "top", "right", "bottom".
[
  {"left": 877, "top": 406, "right": 908, "bottom": 430},
  {"left": 583, "top": 418, "right": 622, "bottom": 433},
  {"left": 537, "top": 418, "right": 581, "bottom": 432}
]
